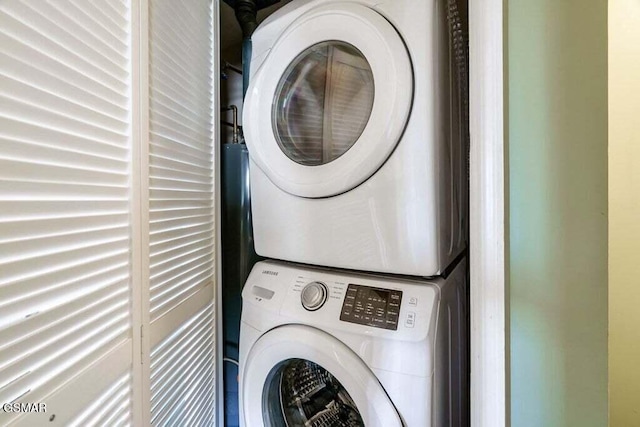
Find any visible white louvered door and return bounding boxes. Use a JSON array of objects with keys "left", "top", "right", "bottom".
[
  {"left": 0, "top": 0, "right": 136, "bottom": 425},
  {"left": 0, "top": 0, "right": 218, "bottom": 426},
  {"left": 145, "top": 0, "right": 216, "bottom": 425}
]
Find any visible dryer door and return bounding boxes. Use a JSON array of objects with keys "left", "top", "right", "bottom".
[
  {"left": 244, "top": 2, "right": 413, "bottom": 198},
  {"left": 241, "top": 325, "right": 403, "bottom": 427}
]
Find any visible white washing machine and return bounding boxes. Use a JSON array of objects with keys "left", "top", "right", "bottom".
[
  {"left": 239, "top": 259, "right": 468, "bottom": 426},
  {"left": 243, "top": 0, "right": 469, "bottom": 276}
]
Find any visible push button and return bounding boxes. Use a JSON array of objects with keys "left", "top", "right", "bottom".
[{"left": 405, "top": 312, "right": 416, "bottom": 328}]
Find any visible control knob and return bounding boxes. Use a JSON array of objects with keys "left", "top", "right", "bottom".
[{"left": 301, "top": 282, "right": 328, "bottom": 311}]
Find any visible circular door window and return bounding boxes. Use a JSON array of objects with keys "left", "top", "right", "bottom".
[
  {"left": 262, "top": 358, "right": 364, "bottom": 427},
  {"left": 242, "top": 2, "right": 413, "bottom": 198},
  {"left": 272, "top": 41, "right": 375, "bottom": 166}
]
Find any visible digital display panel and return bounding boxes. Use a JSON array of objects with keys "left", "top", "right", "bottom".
[{"left": 339, "top": 284, "right": 402, "bottom": 330}]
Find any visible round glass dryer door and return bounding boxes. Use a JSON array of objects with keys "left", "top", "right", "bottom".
[
  {"left": 263, "top": 359, "right": 364, "bottom": 427},
  {"left": 243, "top": 3, "right": 413, "bottom": 198},
  {"left": 273, "top": 41, "right": 375, "bottom": 167},
  {"left": 241, "top": 325, "right": 402, "bottom": 427}
]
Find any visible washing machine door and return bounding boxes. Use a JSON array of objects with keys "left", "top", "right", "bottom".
[
  {"left": 241, "top": 325, "right": 403, "bottom": 427},
  {"left": 244, "top": 2, "right": 413, "bottom": 198}
]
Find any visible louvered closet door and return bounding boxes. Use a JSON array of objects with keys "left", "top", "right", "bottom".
[
  {"left": 147, "top": 0, "right": 216, "bottom": 425},
  {"left": 0, "top": 1, "right": 135, "bottom": 426}
]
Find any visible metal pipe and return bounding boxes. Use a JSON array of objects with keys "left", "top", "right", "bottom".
[
  {"left": 223, "top": 61, "right": 243, "bottom": 75},
  {"left": 242, "top": 39, "right": 252, "bottom": 98},
  {"left": 221, "top": 105, "right": 239, "bottom": 143}
]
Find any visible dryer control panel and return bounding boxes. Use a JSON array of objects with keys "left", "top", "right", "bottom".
[{"left": 340, "top": 284, "right": 402, "bottom": 330}]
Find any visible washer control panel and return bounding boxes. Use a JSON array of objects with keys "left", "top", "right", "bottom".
[
  {"left": 245, "top": 260, "right": 441, "bottom": 339},
  {"left": 339, "top": 284, "right": 403, "bottom": 330}
]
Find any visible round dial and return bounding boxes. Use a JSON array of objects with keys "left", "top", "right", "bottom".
[{"left": 301, "top": 282, "right": 328, "bottom": 311}]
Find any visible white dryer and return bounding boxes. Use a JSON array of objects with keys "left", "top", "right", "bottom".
[
  {"left": 239, "top": 259, "right": 469, "bottom": 426},
  {"left": 243, "top": 0, "right": 469, "bottom": 276}
]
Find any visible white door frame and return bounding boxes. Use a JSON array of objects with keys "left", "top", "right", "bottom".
[
  {"left": 213, "top": 4, "right": 225, "bottom": 427},
  {"left": 469, "top": 0, "right": 508, "bottom": 426},
  {"left": 212, "top": 0, "right": 509, "bottom": 425}
]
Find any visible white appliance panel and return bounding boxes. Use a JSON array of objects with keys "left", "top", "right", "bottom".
[
  {"left": 239, "top": 260, "right": 468, "bottom": 427},
  {"left": 243, "top": 0, "right": 468, "bottom": 276}
]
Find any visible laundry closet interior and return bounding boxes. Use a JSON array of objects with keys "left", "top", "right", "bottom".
[
  {"left": 0, "top": 0, "right": 471, "bottom": 425},
  {"left": 218, "top": 1, "right": 470, "bottom": 426}
]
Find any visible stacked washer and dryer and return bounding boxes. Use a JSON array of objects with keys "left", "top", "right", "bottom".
[{"left": 237, "top": 0, "right": 469, "bottom": 425}]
